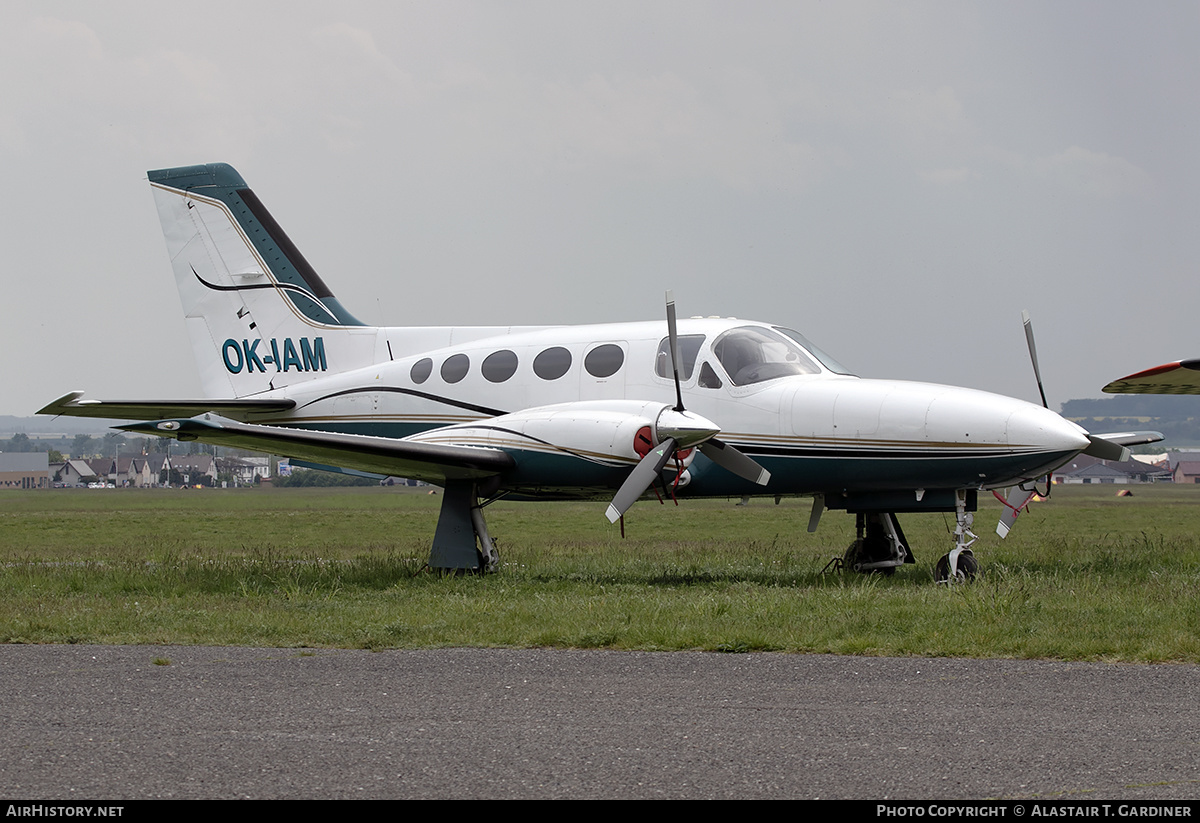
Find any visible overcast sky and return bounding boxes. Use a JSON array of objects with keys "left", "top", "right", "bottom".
[{"left": 3, "top": 1, "right": 1197, "bottom": 417}]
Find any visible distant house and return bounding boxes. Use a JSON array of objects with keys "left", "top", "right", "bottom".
[
  {"left": 1054, "top": 453, "right": 1170, "bottom": 484},
  {"left": 219, "top": 456, "right": 270, "bottom": 486},
  {"left": 171, "top": 454, "right": 218, "bottom": 486},
  {"left": 1056, "top": 462, "right": 1133, "bottom": 485},
  {"left": 0, "top": 453, "right": 49, "bottom": 489},
  {"left": 114, "top": 456, "right": 154, "bottom": 487},
  {"left": 1174, "top": 462, "right": 1200, "bottom": 484},
  {"left": 52, "top": 459, "right": 98, "bottom": 486},
  {"left": 144, "top": 453, "right": 171, "bottom": 485},
  {"left": 84, "top": 458, "right": 115, "bottom": 485},
  {"left": 1165, "top": 451, "right": 1200, "bottom": 480}
]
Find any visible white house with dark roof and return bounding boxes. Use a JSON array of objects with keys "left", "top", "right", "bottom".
[
  {"left": 1054, "top": 453, "right": 1170, "bottom": 484},
  {"left": 171, "top": 453, "right": 218, "bottom": 486},
  {"left": 51, "top": 459, "right": 98, "bottom": 486}
]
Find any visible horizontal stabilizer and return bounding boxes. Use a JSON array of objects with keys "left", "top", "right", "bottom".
[
  {"left": 118, "top": 416, "right": 514, "bottom": 484},
  {"left": 38, "top": 391, "right": 295, "bottom": 421}
]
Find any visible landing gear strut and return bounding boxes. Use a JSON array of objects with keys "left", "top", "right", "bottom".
[
  {"left": 934, "top": 489, "right": 978, "bottom": 583},
  {"left": 429, "top": 480, "right": 499, "bottom": 573},
  {"left": 842, "top": 512, "right": 914, "bottom": 575}
]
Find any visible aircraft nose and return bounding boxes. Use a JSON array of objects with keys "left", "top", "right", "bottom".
[{"left": 1006, "top": 402, "right": 1090, "bottom": 454}]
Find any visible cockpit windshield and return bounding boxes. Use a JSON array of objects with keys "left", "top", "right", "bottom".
[
  {"left": 712, "top": 326, "right": 822, "bottom": 386},
  {"left": 773, "top": 327, "right": 856, "bottom": 376}
]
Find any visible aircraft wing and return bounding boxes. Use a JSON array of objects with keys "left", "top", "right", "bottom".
[
  {"left": 1103, "top": 360, "right": 1200, "bottom": 395},
  {"left": 38, "top": 391, "right": 296, "bottom": 420},
  {"left": 117, "top": 416, "right": 514, "bottom": 483},
  {"left": 1088, "top": 431, "right": 1165, "bottom": 448}
]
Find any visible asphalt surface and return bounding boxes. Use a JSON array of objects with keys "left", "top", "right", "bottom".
[{"left": 1, "top": 645, "right": 1198, "bottom": 799}]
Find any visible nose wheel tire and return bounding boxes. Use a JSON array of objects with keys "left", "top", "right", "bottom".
[{"left": 935, "top": 551, "right": 979, "bottom": 583}]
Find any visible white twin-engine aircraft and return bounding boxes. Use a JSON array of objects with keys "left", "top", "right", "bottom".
[{"left": 40, "top": 163, "right": 1157, "bottom": 579}]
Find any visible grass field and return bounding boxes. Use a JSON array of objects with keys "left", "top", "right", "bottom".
[{"left": 2, "top": 484, "right": 1199, "bottom": 661}]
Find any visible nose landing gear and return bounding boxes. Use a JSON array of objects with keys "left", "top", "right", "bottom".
[{"left": 934, "top": 489, "right": 979, "bottom": 583}]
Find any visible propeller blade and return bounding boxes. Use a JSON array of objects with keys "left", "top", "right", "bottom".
[
  {"left": 1022, "top": 309, "right": 1049, "bottom": 409},
  {"left": 1082, "top": 434, "right": 1131, "bottom": 462},
  {"left": 605, "top": 437, "right": 678, "bottom": 523},
  {"left": 666, "top": 290, "right": 684, "bottom": 412},
  {"left": 699, "top": 438, "right": 771, "bottom": 486},
  {"left": 995, "top": 484, "right": 1039, "bottom": 539}
]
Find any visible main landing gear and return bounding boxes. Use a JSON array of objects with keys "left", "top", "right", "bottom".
[
  {"left": 841, "top": 512, "right": 914, "bottom": 576},
  {"left": 428, "top": 479, "right": 500, "bottom": 574}
]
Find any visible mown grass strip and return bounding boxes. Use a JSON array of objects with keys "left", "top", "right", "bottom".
[{"left": 2, "top": 485, "right": 1199, "bottom": 660}]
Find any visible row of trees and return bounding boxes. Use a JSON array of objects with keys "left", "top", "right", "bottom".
[{"left": 1060, "top": 396, "right": 1200, "bottom": 448}]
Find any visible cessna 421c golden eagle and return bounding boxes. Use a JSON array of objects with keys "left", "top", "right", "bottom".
[{"left": 39, "top": 164, "right": 1159, "bottom": 580}]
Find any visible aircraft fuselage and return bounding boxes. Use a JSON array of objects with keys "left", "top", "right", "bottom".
[{"left": 228, "top": 316, "right": 1089, "bottom": 505}]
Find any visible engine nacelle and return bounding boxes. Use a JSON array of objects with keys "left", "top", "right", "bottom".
[{"left": 405, "top": 399, "right": 701, "bottom": 467}]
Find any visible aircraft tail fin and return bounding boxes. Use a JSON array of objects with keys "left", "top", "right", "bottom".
[{"left": 149, "top": 163, "right": 379, "bottom": 398}]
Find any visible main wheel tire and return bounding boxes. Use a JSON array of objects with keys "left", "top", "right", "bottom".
[{"left": 844, "top": 539, "right": 895, "bottom": 576}]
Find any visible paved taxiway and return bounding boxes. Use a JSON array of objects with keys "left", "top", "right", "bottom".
[{"left": 1, "top": 645, "right": 1197, "bottom": 799}]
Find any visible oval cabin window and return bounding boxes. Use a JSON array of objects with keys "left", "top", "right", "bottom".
[
  {"left": 440, "top": 354, "right": 470, "bottom": 384},
  {"left": 584, "top": 344, "right": 624, "bottom": 378},
  {"left": 481, "top": 350, "right": 519, "bottom": 383},
  {"left": 410, "top": 358, "right": 433, "bottom": 384},
  {"left": 533, "top": 347, "right": 572, "bottom": 380}
]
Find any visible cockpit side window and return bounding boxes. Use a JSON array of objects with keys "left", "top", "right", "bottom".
[
  {"left": 654, "top": 334, "right": 705, "bottom": 381},
  {"left": 712, "top": 326, "right": 821, "bottom": 386},
  {"left": 774, "top": 327, "right": 855, "bottom": 376},
  {"left": 698, "top": 361, "right": 723, "bottom": 389}
]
